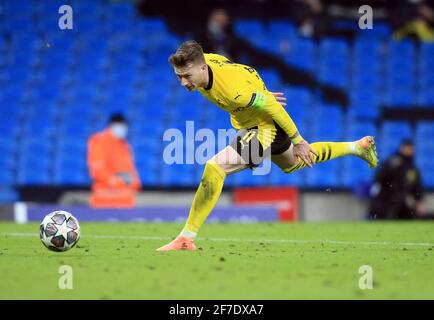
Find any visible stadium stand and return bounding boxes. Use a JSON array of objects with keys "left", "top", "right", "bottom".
[{"left": 0, "top": 0, "right": 433, "bottom": 194}]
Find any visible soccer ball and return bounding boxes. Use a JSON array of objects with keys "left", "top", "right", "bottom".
[{"left": 39, "top": 211, "right": 80, "bottom": 252}]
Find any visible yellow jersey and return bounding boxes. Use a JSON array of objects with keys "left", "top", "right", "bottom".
[{"left": 197, "top": 53, "right": 303, "bottom": 148}]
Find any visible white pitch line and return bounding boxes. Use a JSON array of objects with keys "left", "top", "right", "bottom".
[{"left": 1, "top": 232, "right": 434, "bottom": 248}]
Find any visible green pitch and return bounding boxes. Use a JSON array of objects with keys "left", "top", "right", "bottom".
[{"left": 1, "top": 221, "right": 434, "bottom": 299}]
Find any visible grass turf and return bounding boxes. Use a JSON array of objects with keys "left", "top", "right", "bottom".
[{"left": 1, "top": 221, "right": 434, "bottom": 299}]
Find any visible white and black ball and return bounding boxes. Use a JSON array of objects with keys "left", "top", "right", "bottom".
[{"left": 40, "top": 211, "right": 80, "bottom": 252}]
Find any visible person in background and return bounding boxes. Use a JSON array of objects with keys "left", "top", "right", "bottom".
[
  {"left": 202, "top": 8, "right": 236, "bottom": 60},
  {"left": 369, "top": 139, "right": 425, "bottom": 220},
  {"left": 196, "top": 8, "right": 349, "bottom": 107},
  {"left": 87, "top": 113, "right": 141, "bottom": 208},
  {"left": 290, "top": 0, "right": 356, "bottom": 40},
  {"left": 390, "top": 0, "right": 434, "bottom": 42}
]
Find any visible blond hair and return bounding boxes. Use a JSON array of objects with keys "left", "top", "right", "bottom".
[{"left": 168, "top": 40, "right": 205, "bottom": 67}]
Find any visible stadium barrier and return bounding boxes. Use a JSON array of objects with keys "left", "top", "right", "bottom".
[
  {"left": 18, "top": 203, "right": 280, "bottom": 223},
  {"left": 234, "top": 187, "right": 298, "bottom": 221}
]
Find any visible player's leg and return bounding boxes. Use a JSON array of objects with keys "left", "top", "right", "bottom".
[
  {"left": 272, "top": 137, "right": 378, "bottom": 173},
  {"left": 180, "top": 145, "right": 248, "bottom": 237},
  {"left": 156, "top": 145, "right": 249, "bottom": 251}
]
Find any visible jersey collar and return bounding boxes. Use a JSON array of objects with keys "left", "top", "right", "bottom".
[{"left": 205, "top": 64, "right": 213, "bottom": 91}]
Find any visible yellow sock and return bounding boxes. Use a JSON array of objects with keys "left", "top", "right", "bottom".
[
  {"left": 180, "top": 161, "right": 226, "bottom": 237},
  {"left": 284, "top": 142, "right": 355, "bottom": 173}
]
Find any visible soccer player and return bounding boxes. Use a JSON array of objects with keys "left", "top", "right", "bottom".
[{"left": 157, "top": 40, "right": 378, "bottom": 251}]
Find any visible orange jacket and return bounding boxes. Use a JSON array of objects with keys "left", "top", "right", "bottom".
[{"left": 87, "top": 129, "right": 141, "bottom": 192}]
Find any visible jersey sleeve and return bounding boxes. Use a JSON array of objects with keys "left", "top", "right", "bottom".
[
  {"left": 235, "top": 83, "right": 305, "bottom": 144},
  {"left": 87, "top": 135, "right": 113, "bottom": 183}
]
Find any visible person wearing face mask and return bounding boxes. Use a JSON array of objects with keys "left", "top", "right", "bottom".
[
  {"left": 368, "top": 139, "right": 425, "bottom": 220},
  {"left": 87, "top": 113, "right": 141, "bottom": 208}
]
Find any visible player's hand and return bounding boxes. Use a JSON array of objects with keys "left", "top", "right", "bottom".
[
  {"left": 271, "top": 92, "right": 287, "bottom": 107},
  {"left": 293, "top": 140, "right": 318, "bottom": 168},
  {"left": 109, "top": 176, "right": 128, "bottom": 188},
  {"left": 117, "top": 172, "right": 133, "bottom": 185}
]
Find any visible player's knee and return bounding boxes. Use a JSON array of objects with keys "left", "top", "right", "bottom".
[
  {"left": 206, "top": 159, "right": 219, "bottom": 169},
  {"left": 206, "top": 159, "right": 241, "bottom": 175},
  {"left": 205, "top": 160, "right": 227, "bottom": 175},
  {"left": 279, "top": 160, "right": 298, "bottom": 174},
  {"left": 281, "top": 166, "right": 293, "bottom": 174}
]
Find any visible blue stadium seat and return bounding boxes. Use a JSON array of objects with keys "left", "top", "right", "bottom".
[
  {"left": 345, "top": 120, "right": 378, "bottom": 141},
  {"left": 351, "top": 69, "right": 382, "bottom": 90},
  {"left": 415, "top": 153, "right": 434, "bottom": 187},
  {"left": 132, "top": 138, "right": 162, "bottom": 156},
  {"left": 161, "top": 164, "right": 197, "bottom": 186},
  {"left": 135, "top": 150, "right": 160, "bottom": 184},
  {"left": 415, "top": 123, "right": 434, "bottom": 154},
  {"left": 2, "top": 1, "right": 33, "bottom": 13},
  {"left": 0, "top": 138, "right": 16, "bottom": 176},
  {"left": 285, "top": 38, "right": 316, "bottom": 71},
  {"left": 305, "top": 162, "right": 340, "bottom": 188},
  {"left": 137, "top": 18, "right": 168, "bottom": 34},
  {"left": 421, "top": 172, "right": 434, "bottom": 188},
  {"left": 356, "top": 22, "right": 391, "bottom": 39},
  {"left": 0, "top": 169, "right": 15, "bottom": 185},
  {"left": 0, "top": 151, "right": 15, "bottom": 171},
  {"left": 266, "top": 20, "right": 296, "bottom": 38},
  {"left": 58, "top": 120, "right": 94, "bottom": 138},
  {"left": 421, "top": 42, "right": 434, "bottom": 58},
  {"left": 232, "top": 168, "right": 271, "bottom": 186},
  {"left": 234, "top": 19, "right": 264, "bottom": 38},
  {"left": 385, "top": 73, "right": 415, "bottom": 89},
  {"left": 419, "top": 70, "right": 434, "bottom": 89},
  {"left": 349, "top": 88, "right": 380, "bottom": 107},
  {"left": 0, "top": 186, "right": 19, "bottom": 203},
  {"left": 381, "top": 121, "right": 412, "bottom": 137},
  {"left": 270, "top": 166, "right": 304, "bottom": 186},
  {"left": 53, "top": 166, "right": 90, "bottom": 186},
  {"left": 138, "top": 168, "right": 159, "bottom": 186},
  {"left": 416, "top": 121, "right": 434, "bottom": 137},
  {"left": 21, "top": 119, "right": 56, "bottom": 137},
  {"left": 0, "top": 7, "right": 428, "bottom": 190},
  {"left": 320, "top": 38, "right": 349, "bottom": 56},
  {"left": 383, "top": 88, "right": 415, "bottom": 107},
  {"left": 388, "top": 40, "right": 415, "bottom": 58},
  {"left": 353, "top": 39, "right": 381, "bottom": 59},
  {"left": 417, "top": 89, "right": 434, "bottom": 106},
  {"left": 0, "top": 118, "right": 20, "bottom": 138},
  {"left": 348, "top": 101, "right": 379, "bottom": 119},
  {"left": 258, "top": 69, "right": 281, "bottom": 88},
  {"left": 341, "top": 157, "right": 374, "bottom": 187},
  {"left": 318, "top": 67, "right": 348, "bottom": 89},
  {"left": 16, "top": 159, "right": 52, "bottom": 184},
  {"left": 307, "top": 104, "right": 344, "bottom": 141},
  {"left": 55, "top": 139, "right": 88, "bottom": 158},
  {"left": 283, "top": 86, "right": 312, "bottom": 109},
  {"left": 18, "top": 138, "right": 53, "bottom": 157}
]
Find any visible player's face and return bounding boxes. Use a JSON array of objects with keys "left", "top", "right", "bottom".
[{"left": 174, "top": 63, "right": 206, "bottom": 92}]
